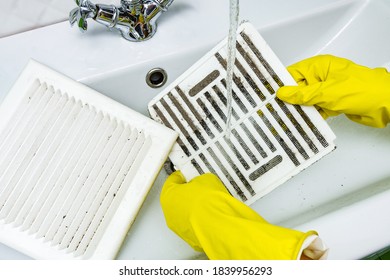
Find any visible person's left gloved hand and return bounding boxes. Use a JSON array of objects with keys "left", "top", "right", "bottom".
[
  {"left": 160, "top": 171, "right": 326, "bottom": 260},
  {"left": 276, "top": 55, "right": 390, "bottom": 127}
]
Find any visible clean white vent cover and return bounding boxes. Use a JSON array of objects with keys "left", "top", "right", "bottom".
[
  {"left": 148, "top": 22, "right": 336, "bottom": 205},
  {"left": 0, "top": 60, "right": 177, "bottom": 259}
]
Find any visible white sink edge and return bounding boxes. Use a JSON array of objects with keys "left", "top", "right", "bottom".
[{"left": 295, "top": 186, "right": 390, "bottom": 259}]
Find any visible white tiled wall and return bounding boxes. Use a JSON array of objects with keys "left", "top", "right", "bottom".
[{"left": 1, "top": 0, "right": 115, "bottom": 38}]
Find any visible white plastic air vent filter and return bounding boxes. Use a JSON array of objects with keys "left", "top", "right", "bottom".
[
  {"left": 148, "top": 22, "right": 336, "bottom": 205},
  {"left": 0, "top": 60, "right": 177, "bottom": 259}
]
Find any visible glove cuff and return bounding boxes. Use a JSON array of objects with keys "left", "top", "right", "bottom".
[{"left": 298, "top": 234, "right": 329, "bottom": 260}]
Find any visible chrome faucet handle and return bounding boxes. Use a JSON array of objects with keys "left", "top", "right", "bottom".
[
  {"left": 69, "top": 0, "right": 175, "bottom": 41},
  {"left": 69, "top": 0, "right": 97, "bottom": 32}
]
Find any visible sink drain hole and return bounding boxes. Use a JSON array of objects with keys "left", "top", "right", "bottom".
[{"left": 146, "top": 68, "right": 168, "bottom": 88}]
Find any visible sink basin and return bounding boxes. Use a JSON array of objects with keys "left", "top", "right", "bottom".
[{"left": 0, "top": 0, "right": 390, "bottom": 260}]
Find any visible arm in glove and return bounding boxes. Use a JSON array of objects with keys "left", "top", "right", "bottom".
[
  {"left": 277, "top": 55, "right": 390, "bottom": 128},
  {"left": 160, "top": 171, "right": 328, "bottom": 260}
]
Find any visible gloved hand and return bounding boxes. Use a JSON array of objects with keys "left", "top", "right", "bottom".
[
  {"left": 160, "top": 171, "right": 325, "bottom": 260},
  {"left": 277, "top": 55, "right": 390, "bottom": 128}
]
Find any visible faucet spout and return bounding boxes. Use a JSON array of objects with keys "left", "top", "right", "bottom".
[{"left": 69, "top": 0, "right": 175, "bottom": 42}]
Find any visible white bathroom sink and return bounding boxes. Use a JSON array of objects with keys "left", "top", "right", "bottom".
[{"left": 0, "top": 0, "right": 390, "bottom": 260}]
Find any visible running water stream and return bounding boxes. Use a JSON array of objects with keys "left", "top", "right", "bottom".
[{"left": 225, "top": 0, "right": 240, "bottom": 140}]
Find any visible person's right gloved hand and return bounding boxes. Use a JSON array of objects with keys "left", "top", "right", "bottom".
[
  {"left": 277, "top": 55, "right": 390, "bottom": 128},
  {"left": 160, "top": 171, "right": 327, "bottom": 260}
]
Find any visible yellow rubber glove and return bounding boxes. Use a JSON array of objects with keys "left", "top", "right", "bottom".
[
  {"left": 160, "top": 171, "right": 320, "bottom": 260},
  {"left": 277, "top": 55, "right": 390, "bottom": 128}
]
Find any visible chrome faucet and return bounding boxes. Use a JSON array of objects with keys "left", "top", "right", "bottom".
[{"left": 69, "top": 0, "right": 174, "bottom": 42}]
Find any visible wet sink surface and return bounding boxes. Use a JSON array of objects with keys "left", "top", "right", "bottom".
[{"left": 0, "top": 0, "right": 390, "bottom": 259}]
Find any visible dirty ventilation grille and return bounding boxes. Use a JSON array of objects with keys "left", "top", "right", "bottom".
[
  {"left": 149, "top": 22, "right": 336, "bottom": 205},
  {"left": 0, "top": 61, "right": 177, "bottom": 259},
  {"left": 0, "top": 80, "right": 149, "bottom": 256}
]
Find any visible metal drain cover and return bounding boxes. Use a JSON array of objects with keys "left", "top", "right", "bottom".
[{"left": 148, "top": 22, "right": 336, "bottom": 205}]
